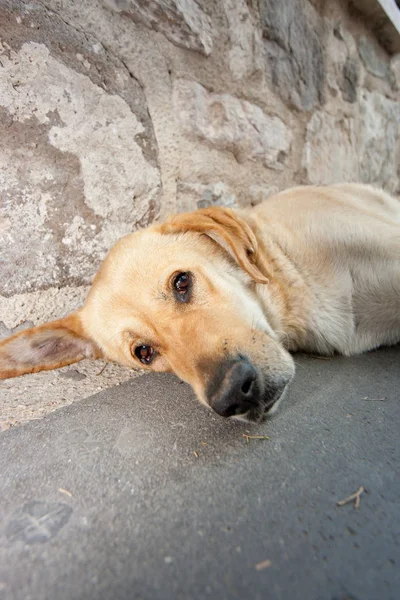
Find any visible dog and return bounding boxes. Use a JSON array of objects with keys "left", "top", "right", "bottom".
[{"left": 1, "top": 183, "right": 399, "bottom": 422}]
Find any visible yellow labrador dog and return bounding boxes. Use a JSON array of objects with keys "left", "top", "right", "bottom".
[{"left": 1, "top": 184, "right": 399, "bottom": 421}]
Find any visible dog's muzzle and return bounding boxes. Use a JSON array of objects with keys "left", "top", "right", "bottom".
[{"left": 206, "top": 359, "right": 285, "bottom": 420}]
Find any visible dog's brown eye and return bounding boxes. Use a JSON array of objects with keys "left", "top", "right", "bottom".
[
  {"left": 173, "top": 272, "right": 191, "bottom": 302},
  {"left": 134, "top": 345, "right": 154, "bottom": 365},
  {"left": 175, "top": 272, "right": 189, "bottom": 292}
]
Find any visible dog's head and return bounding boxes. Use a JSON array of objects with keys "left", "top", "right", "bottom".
[{"left": 0, "top": 207, "right": 295, "bottom": 422}]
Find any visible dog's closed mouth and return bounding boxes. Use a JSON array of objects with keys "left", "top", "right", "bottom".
[
  {"left": 229, "top": 383, "right": 288, "bottom": 423},
  {"left": 263, "top": 398, "right": 279, "bottom": 413},
  {"left": 263, "top": 385, "right": 289, "bottom": 418}
]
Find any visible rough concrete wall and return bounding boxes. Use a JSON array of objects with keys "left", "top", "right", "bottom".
[{"left": 1, "top": 0, "right": 399, "bottom": 329}]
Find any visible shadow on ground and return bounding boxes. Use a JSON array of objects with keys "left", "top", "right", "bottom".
[{"left": 0, "top": 346, "right": 399, "bottom": 600}]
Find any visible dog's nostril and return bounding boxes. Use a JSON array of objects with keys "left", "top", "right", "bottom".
[{"left": 241, "top": 375, "right": 255, "bottom": 395}]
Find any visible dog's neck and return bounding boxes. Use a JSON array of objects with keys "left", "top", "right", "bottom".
[{"left": 240, "top": 212, "right": 311, "bottom": 350}]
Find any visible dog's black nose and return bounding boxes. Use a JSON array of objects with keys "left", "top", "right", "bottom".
[{"left": 209, "top": 360, "right": 258, "bottom": 418}]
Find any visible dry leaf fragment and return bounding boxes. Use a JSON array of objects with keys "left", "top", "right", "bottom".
[{"left": 255, "top": 559, "right": 272, "bottom": 570}]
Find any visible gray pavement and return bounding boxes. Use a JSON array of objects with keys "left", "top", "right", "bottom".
[{"left": 0, "top": 347, "right": 399, "bottom": 600}]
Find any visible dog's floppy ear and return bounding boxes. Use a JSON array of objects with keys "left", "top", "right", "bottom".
[
  {"left": 0, "top": 311, "right": 103, "bottom": 380},
  {"left": 161, "top": 207, "right": 269, "bottom": 284}
]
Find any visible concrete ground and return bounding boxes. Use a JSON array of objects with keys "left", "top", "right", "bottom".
[
  {"left": 0, "top": 346, "right": 399, "bottom": 600},
  {"left": 0, "top": 359, "right": 142, "bottom": 431}
]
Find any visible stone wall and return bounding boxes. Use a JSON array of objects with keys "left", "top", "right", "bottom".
[{"left": 1, "top": 0, "right": 399, "bottom": 329}]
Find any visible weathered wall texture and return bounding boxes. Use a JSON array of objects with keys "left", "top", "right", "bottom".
[{"left": 1, "top": 0, "right": 399, "bottom": 328}]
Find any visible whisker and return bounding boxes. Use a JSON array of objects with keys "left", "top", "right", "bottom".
[
  {"left": 103, "top": 329, "right": 126, "bottom": 346},
  {"left": 292, "top": 359, "right": 305, "bottom": 371}
]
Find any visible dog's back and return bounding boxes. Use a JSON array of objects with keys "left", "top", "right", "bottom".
[{"left": 248, "top": 184, "right": 400, "bottom": 356}]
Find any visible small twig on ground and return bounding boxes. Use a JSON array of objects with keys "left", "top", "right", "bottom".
[
  {"left": 59, "top": 488, "right": 73, "bottom": 498},
  {"left": 255, "top": 559, "right": 272, "bottom": 571},
  {"left": 96, "top": 363, "right": 108, "bottom": 376},
  {"left": 337, "top": 486, "right": 365, "bottom": 509},
  {"left": 242, "top": 434, "right": 269, "bottom": 445}
]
